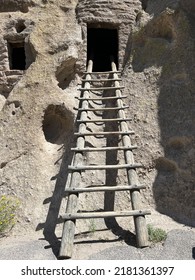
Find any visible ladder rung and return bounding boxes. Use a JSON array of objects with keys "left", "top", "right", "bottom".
[
  {"left": 77, "top": 118, "right": 132, "bottom": 123},
  {"left": 79, "top": 86, "right": 124, "bottom": 91},
  {"left": 62, "top": 209, "right": 151, "bottom": 220},
  {"left": 74, "top": 131, "right": 134, "bottom": 136},
  {"left": 82, "top": 78, "right": 122, "bottom": 82},
  {"left": 68, "top": 163, "right": 142, "bottom": 171},
  {"left": 65, "top": 184, "right": 145, "bottom": 193},
  {"left": 77, "top": 106, "right": 129, "bottom": 112},
  {"left": 78, "top": 95, "right": 127, "bottom": 101},
  {"left": 84, "top": 71, "right": 121, "bottom": 75},
  {"left": 71, "top": 146, "right": 137, "bottom": 152}
]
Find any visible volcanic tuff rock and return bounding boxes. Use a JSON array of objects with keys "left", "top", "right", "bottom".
[
  {"left": 0, "top": 0, "right": 35, "bottom": 13},
  {"left": 0, "top": 0, "right": 194, "bottom": 243}
]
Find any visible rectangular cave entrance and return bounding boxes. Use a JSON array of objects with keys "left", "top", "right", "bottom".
[
  {"left": 87, "top": 26, "right": 119, "bottom": 72},
  {"left": 8, "top": 42, "right": 26, "bottom": 70}
]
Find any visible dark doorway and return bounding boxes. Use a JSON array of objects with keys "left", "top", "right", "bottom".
[
  {"left": 87, "top": 27, "right": 118, "bottom": 72},
  {"left": 192, "top": 247, "right": 195, "bottom": 259},
  {"left": 8, "top": 42, "right": 26, "bottom": 70},
  {"left": 141, "top": 0, "right": 148, "bottom": 11}
]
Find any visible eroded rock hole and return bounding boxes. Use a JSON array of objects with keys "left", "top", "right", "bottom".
[
  {"left": 87, "top": 26, "right": 118, "bottom": 71},
  {"left": 15, "top": 21, "right": 26, "bottom": 33},
  {"left": 8, "top": 42, "right": 26, "bottom": 70},
  {"left": 56, "top": 57, "right": 75, "bottom": 90},
  {"left": 42, "top": 105, "right": 73, "bottom": 144},
  {"left": 13, "top": 101, "right": 21, "bottom": 108},
  {"left": 0, "top": 162, "right": 7, "bottom": 169},
  {"left": 141, "top": 0, "right": 148, "bottom": 11}
]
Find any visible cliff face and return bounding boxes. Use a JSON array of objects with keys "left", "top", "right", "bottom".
[
  {"left": 0, "top": 0, "right": 194, "bottom": 238},
  {"left": 0, "top": 0, "right": 80, "bottom": 234},
  {"left": 130, "top": 0, "right": 195, "bottom": 226},
  {"left": 0, "top": 0, "right": 35, "bottom": 13},
  {"left": 76, "top": 0, "right": 141, "bottom": 71}
]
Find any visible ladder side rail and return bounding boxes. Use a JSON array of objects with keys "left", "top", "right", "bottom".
[
  {"left": 111, "top": 60, "right": 149, "bottom": 248},
  {"left": 59, "top": 60, "right": 93, "bottom": 259}
]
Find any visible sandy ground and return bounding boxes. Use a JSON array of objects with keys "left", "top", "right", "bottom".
[{"left": 0, "top": 209, "right": 194, "bottom": 260}]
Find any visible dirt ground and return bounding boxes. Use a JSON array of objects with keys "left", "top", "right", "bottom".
[{"left": 0, "top": 208, "right": 194, "bottom": 260}]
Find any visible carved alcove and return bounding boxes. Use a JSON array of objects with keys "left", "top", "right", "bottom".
[{"left": 0, "top": 19, "right": 35, "bottom": 105}]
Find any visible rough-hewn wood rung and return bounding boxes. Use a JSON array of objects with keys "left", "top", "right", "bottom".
[
  {"left": 77, "top": 106, "right": 129, "bottom": 112},
  {"left": 82, "top": 78, "right": 122, "bottom": 82},
  {"left": 74, "top": 131, "right": 134, "bottom": 136},
  {"left": 68, "top": 163, "right": 142, "bottom": 171},
  {"left": 79, "top": 86, "right": 124, "bottom": 91},
  {"left": 77, "top": 118, "right": 132, "bottom": 123},
  {"left": 78, "top": 95, "right": 127, "bottom": 101},
  {"left": 84, "top": 70, "right": 121, "bottom": 74},
  {"left": 65, "top": 184, "right": 145, "bottom": 193},
  {"left": 62, "top": 209, "right": 151, "bottom": 220},
  {"left": 71, "top": 146, "right": 137, "bottom": 152}
]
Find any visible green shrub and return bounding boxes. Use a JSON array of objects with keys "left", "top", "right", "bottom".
[
  {"left": 147, "top": 224, "right": 167, "bottom": 243},
  {"left": 0, "top": 195, "right": 20, "bottom": 236}
]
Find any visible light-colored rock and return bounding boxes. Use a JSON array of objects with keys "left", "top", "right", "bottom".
[
  {"left": 0, "top": 0, "right": 194, "bottom": 250},
  {"left": 0, "top": 0, "right": 36, "bottom": 13}
]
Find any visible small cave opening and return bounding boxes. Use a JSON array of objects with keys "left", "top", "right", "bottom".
[
  {"left": 141, "top": 0, "right": 148, "bottom": 11},
  {"left": 55, "top": 57, "right": 76, "bottom": 90},
  {"left": 15, "top": 21, "right": 26, "bottom": 33},
  {"left": 87, "top": 26, "right": 119, "bottom": 72},
  {"left": 42, "top": 105, "right": 73, "bottom": 145},
  {"left": 8, "top": 42, "right": 26, "bottom": 70}
]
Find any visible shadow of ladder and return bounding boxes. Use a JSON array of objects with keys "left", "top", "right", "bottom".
[{"left": 59, "top": 59, "right": 151, "bottom": 259}]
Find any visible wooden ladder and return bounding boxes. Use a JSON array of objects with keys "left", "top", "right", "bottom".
[{"left": 59, "top": 59, "right": 151, "bottom": 259}]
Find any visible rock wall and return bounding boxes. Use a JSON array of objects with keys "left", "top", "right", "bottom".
[
  {"left": 0, "top": 17, "right": 35, "bottom": 109},
  {"left": 127, "top": 0, "right": 195, "bottom": 226},
  {"left": 0, "top": 0, "right": 35, "bottom": 13},
  {"left": 0, "top": 0, "right": 81, "bottom": 235},
  {"left": 0, "top": 0, "right": 194, "bottom": 242},
  {"left": 76, "top": 0, "right": 141, "bottom": 70}
]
